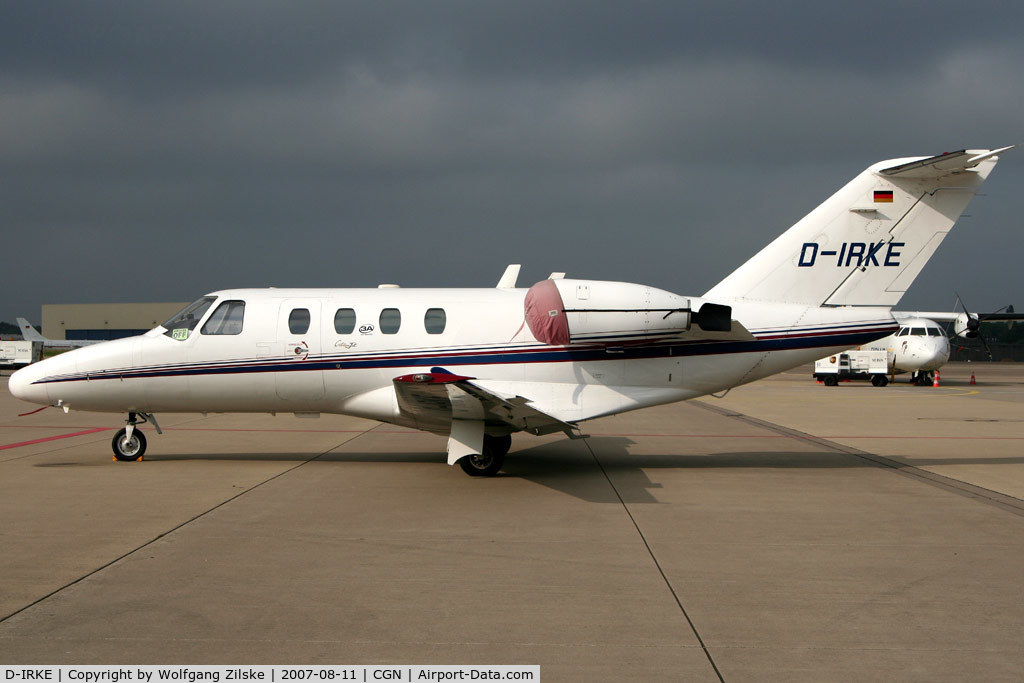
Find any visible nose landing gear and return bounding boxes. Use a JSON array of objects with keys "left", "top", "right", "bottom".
[
  {"left": 112, "top": 426, "right": 147, "bottom": 461},
  {"left": 912, "top": 371, "right": 935, "bottom": 387},
  {"left": 111, "top": 412, "right": 161, "bottom": 461}
]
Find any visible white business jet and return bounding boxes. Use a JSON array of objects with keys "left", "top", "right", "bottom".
[
  {"left": 16, "top": 318, "right": 102, "bottom": 349},
  {"left": 9, "top": 147, "right": 1013, "bottom": 475}
]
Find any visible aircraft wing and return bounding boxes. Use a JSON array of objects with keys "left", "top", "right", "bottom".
[
  {"left": 894, "top": 310, "right": 1024, "bottom": 323},
  {"left": 892, "top": 311, "right": 960, "bottom": 323},
  {"left": 393, "top": 371, "right": 576, "bottom": 437}
]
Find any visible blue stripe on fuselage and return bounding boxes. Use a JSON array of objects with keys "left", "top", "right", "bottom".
[{"left": 33, "top": 326, "right": 895, "bottom": 385}]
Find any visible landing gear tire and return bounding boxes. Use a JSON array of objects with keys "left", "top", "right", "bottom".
[
  {"left": 457, "top": 434, "right": 511, "bottom": 477},
  {"left": 112, "top": 427, "right": 146, "bottom": 461},
  {"left": 871, "top": 374, "right": 889, "bottom": 387},
  {"left": 824, "top": 375, "right": 839, "bottom": 387}
]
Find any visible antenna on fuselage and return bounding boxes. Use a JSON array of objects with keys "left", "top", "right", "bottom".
[{"left": 496, "top": 264, "right": 521, "bottom": 289}]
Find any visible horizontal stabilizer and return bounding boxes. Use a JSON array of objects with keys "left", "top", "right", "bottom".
[{"left": 880, "top": 146, "right": 1014, "bottom": 178}]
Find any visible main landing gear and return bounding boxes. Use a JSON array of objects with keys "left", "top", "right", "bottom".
[
  {"left": 458, "top": 434, "right": 512, "bottom": 477},
  {"left": 111, "top": 412, "right": 161, "bottom": 461}
]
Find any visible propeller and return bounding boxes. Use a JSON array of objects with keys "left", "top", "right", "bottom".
[
  {"left": 950, "top": 293, "right": 1017, "bottom": 360},
  {"left": 952, "top": 292, "right": 981, "bottom": 338}
]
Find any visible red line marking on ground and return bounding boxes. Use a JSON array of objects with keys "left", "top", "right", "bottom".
[
  {"left": 17, "top": 406, "right": 49, "bottom": 417},
  {"left": 162, "top": 428, "right": 379, "bottom": 434},
  {"left": 0, "top": 425, "right": 419, "bottom": 434},
  {"left": 4, "top": 425, "right": 1022, "bottom": 441},
  {"left": 586, "top": 432, "right": 1024, "bottom": 440},
  {"left": 0, "top": 428, "right": 108, "bottom": 451}
]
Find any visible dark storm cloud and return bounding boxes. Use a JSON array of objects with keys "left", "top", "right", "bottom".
[
  {"left": 2, "top": 1, "right": 1023, "bottom": 324},
  {"left": 4, "top": 1, "right": 1017, "bottom": 89}
]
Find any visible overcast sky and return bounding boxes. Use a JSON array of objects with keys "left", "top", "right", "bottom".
[{"left": 3, "top": 1, "right": 1022, "bottom": 325}]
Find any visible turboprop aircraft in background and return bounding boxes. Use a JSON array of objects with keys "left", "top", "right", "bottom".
[
  {"left": 814, "top": 306, "right": 1023, "bottom": 386},
  {"left": 16, "top": 318, "right": 102, "bottom": 349},
  {"left": 9, "top": 146, "right": 1013, "bottom": 475}
]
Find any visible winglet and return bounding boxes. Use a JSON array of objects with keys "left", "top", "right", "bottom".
[{"left": 497, "top": 264, "right": 521, "bottom": 289}]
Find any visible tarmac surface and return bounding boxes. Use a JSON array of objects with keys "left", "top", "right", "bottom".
[{"left": 2, "top": 362, "right": 1023, "bottom": 681}]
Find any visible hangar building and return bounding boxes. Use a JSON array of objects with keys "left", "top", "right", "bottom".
[{"left": 41, "top": 303, "right": 189, "bottom": 341}]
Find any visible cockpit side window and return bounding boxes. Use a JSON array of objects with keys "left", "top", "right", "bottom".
[
  {"left": 927, "top": 327, "right": 943, "bottom": 336},
  {"left": 201, "top": 300, "right": 245, "bottom": 335},
  {"left": 897, "top": 328, "right": 910, "bottom": 336},
  {"left": 162, "top": 296, "right": 216, "bottom": 340}
]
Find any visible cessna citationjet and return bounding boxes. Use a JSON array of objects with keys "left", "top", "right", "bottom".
[{"left": 9, "top": 147, "right": 1013, "bottom": 475}]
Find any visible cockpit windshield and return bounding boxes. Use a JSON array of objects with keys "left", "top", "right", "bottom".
[{"left": 162, "top": 296, "right": 215, "bottom": 340}]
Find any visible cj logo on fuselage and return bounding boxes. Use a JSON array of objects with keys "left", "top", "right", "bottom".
[{"left": 799, "top": 241, "right": 904, "bottom": 268}]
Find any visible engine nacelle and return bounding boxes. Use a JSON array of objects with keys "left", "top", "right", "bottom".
[
  {"left": 954, "top": 312, "right": 979, "bottom": 338},
  {"left": 524, "top": 278, "right": 693, "bottom": 345}
]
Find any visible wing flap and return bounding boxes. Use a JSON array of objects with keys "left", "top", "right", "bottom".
[
  {"left": 457, "top": 380, "right": 576, "bottom": 435},
  {"left": 392, "top": 372, "right": 575, "bottom": 436}
]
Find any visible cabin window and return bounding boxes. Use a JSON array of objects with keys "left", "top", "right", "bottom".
[
  {"left": 162, "top": 296, "right": 215, "bottom": 340},
  {"left": 910, "top": 327, "right": 926, "bottom": 336},
  {"left": 334, "top": 308, "right": 356, "bottom": 334},
  {"left": 289, "top": 308, "right": 311, "bottom": 334},
  {"left": 201, "top": 300, "right": 245, "bottom": 335},
  {"left": 927, "top": 328, "right": 943, "bottom": 336},
  {"left": 897, "top": 328, "right": 910, "bottom": 336},
  {"left": 424, "top": 308, "right": 446, "bottom": 334},
  {"left": 380, "top": 308, "right": 401, "bottom": 334}
]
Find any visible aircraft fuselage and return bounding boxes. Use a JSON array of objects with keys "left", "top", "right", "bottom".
[{"left": 10, "top": 285, "right": 895, "bottom": 432}]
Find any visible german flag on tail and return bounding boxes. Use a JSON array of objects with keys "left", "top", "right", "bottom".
[{"left": 874, "top": 190, "right": 894, "bottom": 203}]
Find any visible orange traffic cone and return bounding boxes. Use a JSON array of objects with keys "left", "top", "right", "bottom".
[
  {"left": 933, "top": 371, "right": 940, "bottom": 387},
  {"left": 970, "top": 373, "right": 976, "bottom": 385}
]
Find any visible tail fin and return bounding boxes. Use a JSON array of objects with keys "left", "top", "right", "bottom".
[
  {"left": 704, "top": 147, "right": 1013, "bottom": 307},
  {"left": 16, "top": 318, "right": 45, "bottom": 342}
]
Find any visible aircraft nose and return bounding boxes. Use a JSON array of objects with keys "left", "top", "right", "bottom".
[
  {"left": 8, "top": 364, "right": 50, "bottom": 405},
  {"left": 929, "top": 339, "right": 951, "bottom": 366},
  {"left": 907, "top": 338, "right": 949, "bottom": 370}
]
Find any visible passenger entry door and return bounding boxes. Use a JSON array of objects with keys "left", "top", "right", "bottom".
[{"left": 275, "top": 299, "right": 325, "bottom": 401}]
